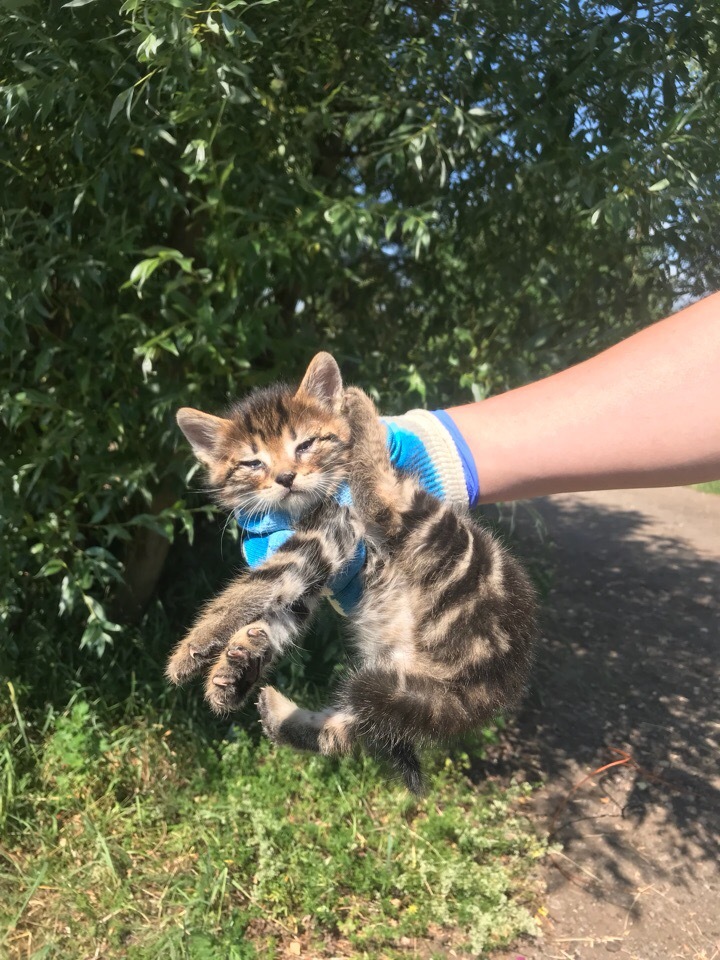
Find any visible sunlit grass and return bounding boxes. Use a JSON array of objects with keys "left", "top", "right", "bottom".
[{"left": 0, "top": 690, "right": 545, "bottom": 959}]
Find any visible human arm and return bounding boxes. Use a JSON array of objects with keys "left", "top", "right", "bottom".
[{"left": 444, "top": 293, "right": 720, "bottom": 502}]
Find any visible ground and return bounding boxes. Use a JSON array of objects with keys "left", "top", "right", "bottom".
[
  {"left": 3, "top": 486, "right": 718, "bottom": 959},
  {"left": 491, "top": 487, "right": 720, "bottom": 960}
]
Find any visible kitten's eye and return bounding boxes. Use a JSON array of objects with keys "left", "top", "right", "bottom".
[
  {"left": 295, "top": 438, "right": 317, "bottom": 455},
  {"left": 240, "top": 459, "right": 264, "bottom": 470}
]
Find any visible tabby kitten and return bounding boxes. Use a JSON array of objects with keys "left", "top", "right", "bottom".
[{"left": 167, "top": 354, "right": 536, "bottom": 791}]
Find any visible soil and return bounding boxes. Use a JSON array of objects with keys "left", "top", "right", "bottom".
[{"left": 489, "top": 487, "right": 720, "bottom": 960}]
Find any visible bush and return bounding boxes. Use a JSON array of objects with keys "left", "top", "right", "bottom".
[{"left": 2, "top": 0, "right": 719, "bottom": 671}]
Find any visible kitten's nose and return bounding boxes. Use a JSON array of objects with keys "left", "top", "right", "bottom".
[{"left": 276, "top": 471, "right": 296, "bottom": 489}]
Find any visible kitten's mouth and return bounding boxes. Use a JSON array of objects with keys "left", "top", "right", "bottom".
[
  {"left": 279, "top": 489, "right": 306, "bottom": 509},
  {"left": 283, "top": 487, "right": 313, "bottom": 501}
]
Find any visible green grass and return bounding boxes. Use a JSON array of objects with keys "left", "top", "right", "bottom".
[
  {"left": 0, "top": 692, "right": 544, "bottom": 959},
  {"left": 694, "top": 480, "right": 720, "bottom": 495},
  {"left": 0, "top": 522, "right": 547, "bottom": 959}
]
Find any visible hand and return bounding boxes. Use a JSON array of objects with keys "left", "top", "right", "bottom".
[{"left": 383, "top": 409, "right": 478, "bottom": 506}]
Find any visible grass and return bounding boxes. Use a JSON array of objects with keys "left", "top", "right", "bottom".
[
  {"left": 693, "top": 480, "right": 720, "bottom": 495},
  {"left": 0, "top": 694, "right": 545, "bottom": 959},
  {"left": 0, "top": 521, "right": 547, "bottom": 959}
]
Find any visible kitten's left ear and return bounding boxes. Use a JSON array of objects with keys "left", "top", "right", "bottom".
[
  {"left": 176, "top": 407, "right": 231, "bottom": 465},
  {"left": 296, "top": 352, "right": 343, "bottom": 412}
]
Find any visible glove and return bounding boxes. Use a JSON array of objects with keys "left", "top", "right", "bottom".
[
  {"left": 238, "top": 482, "right": 366, "bottom": 617},
  {"left": 237, "top": 410, "right": 478, "bottom": 615},
  {"left": 383, "top": 409, "right": 479, "bottom": 507}
]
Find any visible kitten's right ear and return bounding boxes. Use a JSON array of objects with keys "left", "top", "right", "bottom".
[
  {"left": 176, "top": 408, "right": 230, "bottom": 464},
  {"left": 296, "top": 352, "right": 343, "bottom": 412}
]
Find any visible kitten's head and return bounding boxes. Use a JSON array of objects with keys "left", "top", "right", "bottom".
[{"left": 177, "top": 353, "right": 350, "bottom": 518}]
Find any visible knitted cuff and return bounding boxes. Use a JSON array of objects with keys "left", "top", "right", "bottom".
[
  {"left": 431, "top": 409, "right": 480, "bottom": 506},
  {"left": 383, "top": 409, "right": 476, "bottom": 507}
]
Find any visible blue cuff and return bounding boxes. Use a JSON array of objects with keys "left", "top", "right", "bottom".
[
  {"left": 431, "top": 409, "right": 480, "bottom": 505},
  {"left": 242, "top": 529, "right": 293, "bottom": 567}
]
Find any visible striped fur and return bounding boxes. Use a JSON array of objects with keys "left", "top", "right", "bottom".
[{"left": 167, "top": 355, "right": 537, "bottom": 792}]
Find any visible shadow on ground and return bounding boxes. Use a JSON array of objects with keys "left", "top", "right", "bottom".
[{"left": 482, "top": 490, "right": 720, "bottom": 958}]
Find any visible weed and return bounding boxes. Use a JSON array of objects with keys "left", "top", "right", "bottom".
[{"left": 694, "top": 480, "right": 720, "bottom": 496}]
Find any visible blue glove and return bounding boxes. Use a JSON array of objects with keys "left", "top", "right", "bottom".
[
  {"left": 383, "top": 409, "right": 479, "bottom": 506},
  {"left": 237, "top": 411, "right": 478, "bottom": 615},
  {"left": 238, "top": 482, "right": 366, "bottom": 616}
]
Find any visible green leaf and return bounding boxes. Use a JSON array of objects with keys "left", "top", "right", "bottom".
[
  {"left": 137, "top": 32, "right": 163, "bottom": 61},
  {"left": 648, "top": 178, "right": 670, "bottom": 192},
  {"left": 239, "top": 22, "right": 260, "bottom": 44},
  {"left": 108, "top": 86, "right": 133, "bottom": 125},
  {"left": 129, "top": 257, "right": 162, "bottom": 288}
]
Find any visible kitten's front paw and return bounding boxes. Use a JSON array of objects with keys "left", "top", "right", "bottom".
[
  {"left": 166, "top": 629, "right": 227, "bottom": 685},
  {"left": 204, "top": 622, "right": 274, "bottom": 714},
  {"left": 342, "top": 386, "right": 378, "bottom": 436}
]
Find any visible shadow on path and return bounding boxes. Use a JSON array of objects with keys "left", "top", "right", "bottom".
[{"left": 486, "top": 489, "right": 720, "bottom": 959}]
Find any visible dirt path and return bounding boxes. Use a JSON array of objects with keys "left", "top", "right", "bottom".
[{"left": 491, "top": 487, "right": 720, "bottom": 960}]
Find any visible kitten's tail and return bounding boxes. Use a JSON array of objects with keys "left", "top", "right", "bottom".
[{"left": 388, "top": 741, "right": 424, "bottom": 796}]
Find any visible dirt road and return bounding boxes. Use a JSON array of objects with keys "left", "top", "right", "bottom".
[{"left": 493, "top": 487, "right": 720, "bottom": 960}]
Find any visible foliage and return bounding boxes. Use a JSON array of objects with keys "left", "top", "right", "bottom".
[
  {"left": 0, "top": 686, "right": 546, "bottom": 959},
  {"left": 2, "top": 0, "right": 720, "bottom": 661}
]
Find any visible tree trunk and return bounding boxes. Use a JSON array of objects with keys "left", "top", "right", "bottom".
[{"left": 112, "top": 479, "right": 179, "bottom": 623}]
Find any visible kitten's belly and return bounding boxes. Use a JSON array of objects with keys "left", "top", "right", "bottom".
[
  {"left": 353, "top": 577, "right": 415, "bottom": 666},
  {"left": 351, "top": 574, "right": 425, "bottom": 672}
]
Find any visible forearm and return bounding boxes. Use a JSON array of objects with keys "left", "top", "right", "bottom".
[{"left": 447, "top": 294, "right": 720, "bottom": 503}]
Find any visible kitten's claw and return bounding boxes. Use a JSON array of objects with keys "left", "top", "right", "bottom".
[
  {"left": 166, "top": 635, "right": 226, "bottom": 685},
  {"left": 204, "top": 621, "right": 274, "bottom": 714},
  {"left": 211, "top": 675, "right": 233, "bottom": 687}
]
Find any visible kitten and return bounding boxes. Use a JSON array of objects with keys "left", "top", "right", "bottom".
[{"left": 167, "top": 354, "right": 537, "bottom": 792}]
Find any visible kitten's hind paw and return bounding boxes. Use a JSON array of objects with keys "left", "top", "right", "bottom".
[
  {"left": 258, "top": 688, "right": 356, "bottom": 756},
  {"left": 204, "top": 622, "right": 274, "bottom": 714},
  {"left": 256, "top": 685, "right": 297, "bottom": 744}
]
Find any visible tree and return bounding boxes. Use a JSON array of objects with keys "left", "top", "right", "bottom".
[{"left": 2, "top": 0, "right": 719, "bottom": 663}]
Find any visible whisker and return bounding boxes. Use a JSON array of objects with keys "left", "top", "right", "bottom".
[{"left": 220, "top": 509, "right": 236, "bottom": 560}]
